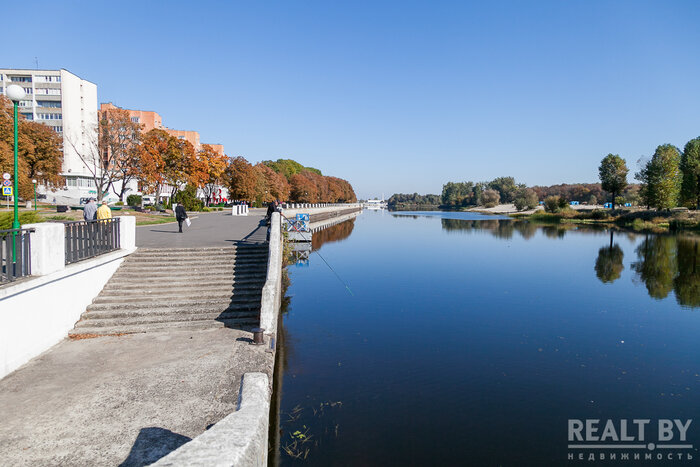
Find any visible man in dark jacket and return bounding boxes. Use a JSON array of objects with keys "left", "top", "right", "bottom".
[
  {"left": 265, "top": 200, "right": 277, "bottom": 225},
  {"left": 175, "top": 204, "right": 187, "bottom": 233}
]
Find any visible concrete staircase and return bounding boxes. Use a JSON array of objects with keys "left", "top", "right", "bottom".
[{"left": 69, "top": 245, "right": 268, "bottom": 337}]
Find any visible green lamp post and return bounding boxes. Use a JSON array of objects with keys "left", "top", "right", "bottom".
[
  {"left": 6, "top": 84, "right": 27, "bottom": 262},
  {"left": 32, "top": 179, "right": 37, "bottom": 211}
]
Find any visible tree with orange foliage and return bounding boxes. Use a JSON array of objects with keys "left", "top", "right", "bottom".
[
  {"left": 1, "top": 96, "right": 63, "bottom": 200},
  {"left": 137, "top": 129, "right": 169, "bottom": 203},
  {"left": 254, "top": 163, "right": 290, "bottom": 203},
  {"left": 163, "top": 138, "right": 199, "bottom": 200},
  {"left": 290, "top": 171, "right": 319, "bottom": 203},
  {"left": 225, "top": 156, "right": 258, "bottom": 203},
  {"left": 199, "top": 144, "right": 229, "bottom": 205},
  {"left": 99, "top": 106, "right": 143, "bottom": 200}
]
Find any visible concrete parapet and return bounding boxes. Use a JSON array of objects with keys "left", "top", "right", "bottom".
[
  {"left": 282, "top": 203, "right": 361, "bottom": 220},
  {"left": 152, "top": 372, "right": 271, "bottom": 467},
  {"left": 116, "top": 216, "right": 136, "bottom": 250},
  {"left": 260, "top": 212, "right": 282, "bottom": 334},
  {"left": 24, "top": 222, "right": 65, "bottom": 276},
  {"left": 232, "top": 205, "right": 249, "bottom": 216}
]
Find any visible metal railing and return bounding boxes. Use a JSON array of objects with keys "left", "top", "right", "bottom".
[
  {"left": 0, "top": 228, "right": 34, "bottom": 284},
  {"left": 64, "top": 218, "right": 121, "bottom": 265}
]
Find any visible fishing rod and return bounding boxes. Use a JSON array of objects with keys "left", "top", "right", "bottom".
[{"left": 279, "top": 212, "right": 354, "bottom": 296}]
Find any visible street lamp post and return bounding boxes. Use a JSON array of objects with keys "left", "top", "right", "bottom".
[
  {"left": 6, "top": 84, "right": 27, "bottom": 263},
  {"left": 32, "top": 179, "right": 37, "bottom": 211}
]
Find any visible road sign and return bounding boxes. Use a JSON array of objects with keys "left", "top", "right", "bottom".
[
  {"left": 2, "top": 173, "right": 9, "bottom": 180},
  {"left": 2, "top": 180, "right": 10, "bottom": 187},
  {"left": 2, "top": 186, "right": 12, "bottom": 196}
]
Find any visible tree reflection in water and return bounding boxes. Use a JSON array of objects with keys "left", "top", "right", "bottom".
[
  {"left": 312, "top": 219, "right": 356, "bottom": 251},
  {"left": 595, "top": 231, "right": 624, "bottom": 283}
]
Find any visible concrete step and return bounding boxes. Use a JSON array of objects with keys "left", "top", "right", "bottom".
[
  {"left": 75, "top": 309, "right": 259, "bottom": 328},
  {"left": 124, "top": 258, "right": 267, "bottom": 268},
  {"left": 109, "top": 272, "right": 267, "bottom": 283},
  {"left": 86, "top": 296, "right": 261, "bottom": 312},
  {"left": 79, "top": 304, "right": 260, "bottom": 320},
  {"left": 136, "top": 247, "right": 267, "bottom": 256},
  {"left": 68, "top": 318, "right": 259, "bottom": 337},
  {"left": 102, "top": 277, "right": 266, "bottom": 291},
  {"left": 93, "top": 288, "right": 263, "bottom": 303},
  {"left": 113, "top": 264, "right": 267, "bottom": 277}
]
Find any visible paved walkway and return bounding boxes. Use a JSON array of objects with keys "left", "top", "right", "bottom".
[
  {"left": 136, "top": 209, "right": 268, "bottom": 248},
  {"left": 0, "top": 328, "right": 273, "bottom": 466}
]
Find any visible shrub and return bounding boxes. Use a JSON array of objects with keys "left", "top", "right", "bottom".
[
  {"left": 173, "top": 185, "right": 204, "bottom": 212},
  {"left": 544, "top": 196, "right": 564, "bottom": 213},
  {"left": 115, "top": 201, "right": 124, "bottom": 206},
  {"left": 127, "top": 194, "right": 142, "bottom": 207},
  {"left": 0, "top": 211, "right": 42, "bottom": 230},
  {"left": 202, "top": 207, "right": 211, "bottom": 212},
  {"left": 590, "top": 209, "right": 611, "bottom": 220}
]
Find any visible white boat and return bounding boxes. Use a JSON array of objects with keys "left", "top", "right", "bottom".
[{"left": 363, "top": 199, "right": 388, "bottom": 209}]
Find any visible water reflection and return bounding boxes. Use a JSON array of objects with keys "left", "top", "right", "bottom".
[
  {"left": 632, "top": 235, "right": 700, "bottom": 308},
  {"left": 595, "top": 232, "right": 624, "bottom": 283},
  {"left": 311, "top": 219, "right": 355, "bottom": 251}
]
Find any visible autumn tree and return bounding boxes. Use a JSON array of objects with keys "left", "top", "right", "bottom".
[
  {"left": 254, "top": 163, "right": 290, "bottom": 203},
  {"left": 226, "top": 156, "right": 258, "bottom": 203},
  {"left": 163, "top": 138, "right": 198, "bottom": 200},
  {"left": 198, "top": 144, "right": 229, "bottom": 205},
  {"left": 680, "top": 137, "right": 700, "bottom": 209},
  {"left": 99, "top": 106, "right": 143, "bottom": 201},
  {"left": 0, "top": 96, "right": 63, "bottom": 199},
  {"left": 137, "top": 129, "right": 170, "bottom": 203},
  {"left": 290, "top": 171, "right": 319, "bottom": 203},
  {"left": 598, "top": 154, "right": 628, "bottom": 210}
]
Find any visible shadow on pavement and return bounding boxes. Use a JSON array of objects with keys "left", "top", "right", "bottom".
[{"left": 118, "top": 427, "right": 191, "bottom": 467}]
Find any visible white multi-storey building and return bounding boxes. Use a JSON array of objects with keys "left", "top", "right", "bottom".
[{"left": 0, "top": 68, "right": 98, "bottom": 202}]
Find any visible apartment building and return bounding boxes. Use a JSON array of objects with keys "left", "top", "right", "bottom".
[{"left": 0, "top": 69, "right": 98, "bottom": 202}]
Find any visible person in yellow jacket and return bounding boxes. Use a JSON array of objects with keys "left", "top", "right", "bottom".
[{"left": 96, "top": 200, "right": 112, "bottom": 220}]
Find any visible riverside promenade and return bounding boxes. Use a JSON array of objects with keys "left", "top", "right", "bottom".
[{"left": 0, "top": 209, "right": 276, "bottom": 466}]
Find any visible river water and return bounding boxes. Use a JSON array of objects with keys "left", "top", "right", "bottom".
[{"left": 271, "top": 210, "right": 700, "bottom": 466}]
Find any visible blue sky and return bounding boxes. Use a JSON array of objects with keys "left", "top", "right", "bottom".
[{"left": 4, "top": 1, "right": 700, "bottom": 198}]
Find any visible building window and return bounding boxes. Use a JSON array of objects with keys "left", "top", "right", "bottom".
[
  {"left": 52, "top": 126, "right": 63, "bottom": 133},
  {"left": 19, "top": 100, "right": 33, "bottom": 107},
  {"left": 37, "top": 101, "right": 61, "bottom": 108},
  {"left": 131, "top": 117, "right": 140, "bottom": 123},
  {"left": 178, "top": 136, "right": 185, "bottom": 139},
  {"left": 38, "top": 113, "right": 62, "bottom": 120},
  {"left": 23, "top": 87, "right": 33, "bottom": 94},
  {"left": 21, "top": 113, "right": 33, "bottom": 120},
  {"left": 9, "top": 76, "right": 32, "bottom": 83}
]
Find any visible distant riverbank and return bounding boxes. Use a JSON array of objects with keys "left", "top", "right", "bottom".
[{"left": 389, "top": 203, "right": 700, "bottom": 234}]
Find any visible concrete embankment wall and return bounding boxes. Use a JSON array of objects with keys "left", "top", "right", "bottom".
[
  {"left": 154, "top": 212, "right": 283, "bottom": 467},
  {"left": 0, "top": 216, "right": 136, "bottom": 379},
  {"left": 282, "top": 203, "right": 362, "bottom": 223}
]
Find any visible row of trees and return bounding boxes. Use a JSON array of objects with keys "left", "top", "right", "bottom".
[
  {"left": 1, "top": 98, "right": 356, "bottom": 205},
  {"left": 387, "top": 193, "right": 441, "bottom": 206},
  {"left": 598, "top": 137, "right": 700, "bottom": 211},
  {"left": 227, "top": 157, "right": 356, "bottom": 204},
  {"left": 440, "top": 177, "right": 539, "bottom": 210}
]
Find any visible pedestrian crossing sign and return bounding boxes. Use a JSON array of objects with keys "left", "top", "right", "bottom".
[{"left": 2, "top": 186, "right": 12, "bottom": 196}]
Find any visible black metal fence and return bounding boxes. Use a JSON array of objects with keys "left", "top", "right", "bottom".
[
  {"left": 0, "top": 228, "right": 34, "bottom": 284},
  {"left": 64, "top": 218, "right": 121, "bottom": 265}
]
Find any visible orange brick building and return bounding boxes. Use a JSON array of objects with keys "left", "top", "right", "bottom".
[{"left": 99, "top": 102, "right": 223, "bottom": 154}]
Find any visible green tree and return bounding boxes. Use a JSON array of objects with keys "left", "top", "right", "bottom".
[
  {"left": 598, "top": 154, "right": 628, "bottom": 210},
  {"left": 636, "top": 145, "right": 681, "bottom": 210},
  {"left": 488, "top": 176, "right": 519, "bottom": 203},
  {"left": 680, "top": 137, "right": 700, "bottom": 209},
  {"left": 513, "top": 187, "right": 538, "bottom": 211}
]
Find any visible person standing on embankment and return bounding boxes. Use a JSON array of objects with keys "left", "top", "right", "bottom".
[{"left": 175, "top": 204, "right": 188, "bottom": 233}]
